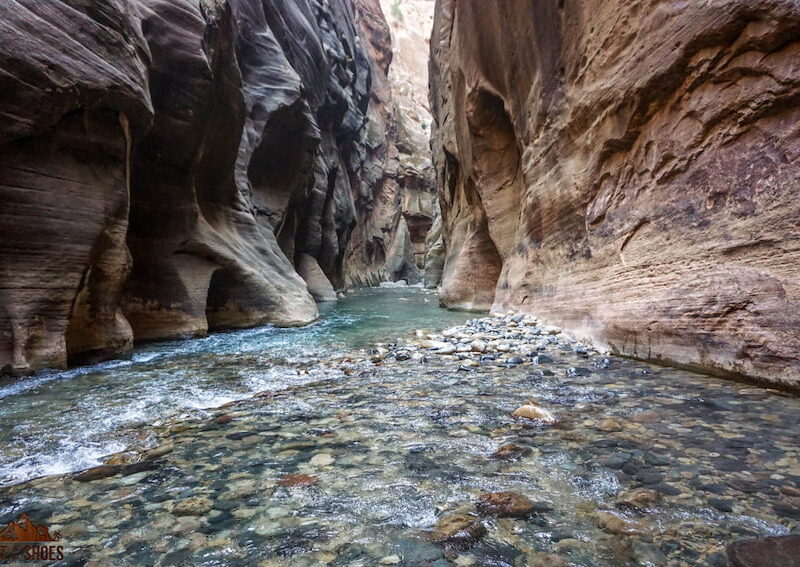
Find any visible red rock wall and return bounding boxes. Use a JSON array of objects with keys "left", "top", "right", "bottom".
[{"left": 430, "top": 0, "right": 800, "bottom": 389}]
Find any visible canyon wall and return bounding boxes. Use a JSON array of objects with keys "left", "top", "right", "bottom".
[
  {"left": 380, "top": 0, "right": 438, "bottom": 276},
  {"left": 0, "top": 0, "right": 424, "bottom": 375},
  {"left": 430, "top": 0, "right": 800, "bottom": 389},
  {"left": 340, "top": 0, "right": 438, "bottom": 287}
]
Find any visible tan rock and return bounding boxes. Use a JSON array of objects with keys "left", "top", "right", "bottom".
[
  {"left": 429, "top": 0, "right": 800, "bottom": 390},
  {"left": 595, "top": 511, "right": 643, "bottom": 535},
  {"left": 512, "top": 404, "right": 557, "bottom": 424},
  {"left": 309, "top": 453, "right": 335, "bottom": 467},
  {"left": 596, "top": 418, "right": 623, "bottom": 432},
  {"left": 430, "top": 513, "right": 486, "bottom": 548},
  {"left": 172, "top": 496, "right": 214, "bottom": 517},
  {"left": 142, "top": 444, "right": 174, "bottom": 460}
]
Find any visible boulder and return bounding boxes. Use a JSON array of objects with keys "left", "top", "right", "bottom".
[{"left": 512, "top": 405, "right": 557, "bottom": 424}]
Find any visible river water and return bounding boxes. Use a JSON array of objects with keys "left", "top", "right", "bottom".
[
  {"left": 0, "top": 288, "right": 469, "bottom": 487},
  {"left": 0, "top": 288, "right": 798, "bottom": 566}
]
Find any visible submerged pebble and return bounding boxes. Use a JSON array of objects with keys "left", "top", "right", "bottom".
[{"left": 512, "top": 404, "right": 557, "bottom": 424}]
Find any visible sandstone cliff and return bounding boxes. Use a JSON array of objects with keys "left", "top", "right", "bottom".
[
  {"left": 430, "top": 0, "right": 800, "bottom": 389},
  {"left": 381, "top": 0, "right": 438, "bottom": 276},
  {"left": 0, "top": 0, "right": 426, "bottom": 374},
  {"left": 341, "top": 0, "right": 438, "bottom": 287}
]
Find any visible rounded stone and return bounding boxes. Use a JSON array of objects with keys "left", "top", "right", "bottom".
[
  {"left": 512, "top": 404, "right": 557, "bottom": 424},
  {"left": 476, "top": 491, "right": 535, "bottom": 517}
]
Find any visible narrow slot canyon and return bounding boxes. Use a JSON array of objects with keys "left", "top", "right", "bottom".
[{"left": 0, "top": 1, "right": 799, "bottom": 566}]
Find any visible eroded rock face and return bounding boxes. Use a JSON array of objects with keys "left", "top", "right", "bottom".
[
  {"left": 0, "top": 0, "right": 425, "bottom": 374},
  {"left": 123, "top": 0, "right": 318, "bottom": 343},
  {"left": 383, "top": 0, "right": 438, "bottom": 278},
  {"left": 726, "top": 535, "right": 800, "bottom": 567},
  {"left": 0, "top": 0, "right": 151, "bottom": 374},
  {"left": 430, "top": 0, "right": 800, "bottom": 388},
  {"left": 340, "top": 0, "right": 436, "bottom": 288}
]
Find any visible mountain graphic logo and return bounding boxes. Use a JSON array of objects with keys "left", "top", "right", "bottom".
[{"left": 0, "top": 514, "right": 60, "bottom": 543}]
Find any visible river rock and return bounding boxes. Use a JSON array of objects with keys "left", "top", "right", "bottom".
[
  {"left": 73, "top": 465, "right": 122, "bottom": 482},
  {"left": 726, "top": 535, "right": 800, "bottom": 567},
  {"left": 430, "top": 513, "right": 486, "bottom": 548},
  {"left": 172, "top": 496, "right": 214, "bottom": 517},
  {"left": 595, "top": 511, "right": 643, "bottom": 536},
  {"left": 142, "top": 444, "right": 174, "bottom": 460},
  {"left": 471, "top": 340, "right": 487, "bottom": 353},
  {"left": 309, "top": 453, "right": 335, "bottom": 467},
  {"left": 512, "top": 405, "right": 557, "bottom": 424},
  {"left": 476, "top": 491, "right": 535, "bottom": 518},
  {"left": 489, "top": 443, "right": 532, "bottom": 461},
  {"left": 596, "top": 418, "right": 623, "bottom": 432},
  {"left": 278, "top": 474, "right": 318, "bottom": 488},
  {"left": 394, "top": 538, "right": 446, "bottom": 565},
  {"left": 620, "top": 489, "right": 663, "bottom": 509}
]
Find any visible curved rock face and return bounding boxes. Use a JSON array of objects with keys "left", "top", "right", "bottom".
[
  {"left": 0, "top": 0, "right": 424, "bottom": 374},
  {"left": 123, "top": 0, "right": 318, "bottom": 344},
  {"left": 430, "top": 0, "right": 800, "bottom": 388},
  {"left": 0, "top": 0, "right": 151, "bottom": 373}
]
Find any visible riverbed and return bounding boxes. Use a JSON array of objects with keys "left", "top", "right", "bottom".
[{"left": 0, "top": 288, "right": 798, "bottom": 566}]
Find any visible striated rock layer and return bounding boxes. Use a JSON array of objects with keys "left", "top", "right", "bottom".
[
  {"left": 430, "top": 0, "right": 800, "bottom": 389},
  {"left": 342, "top": 0, "right": 437, "bottom": 287},
  {"left": 379, "top": 0, "right": 442, "bottom": 284},
  {"left": 0, "top": 0, "right": 427, "bottom": 374}
]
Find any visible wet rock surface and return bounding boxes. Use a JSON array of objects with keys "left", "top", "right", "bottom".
[
  {"left": 429, "top": 513, "right": 486, "bottom": 549},
  {"left": 1, "top": 308, "right": 799, "bottom": 566},
  {"left": 476, "top": 491, "right": 535, "bottom": 518},
  {"left": 429, "top": 0, "right": 800, "bottom": 389},
  {"left": 726, "top": 534, "right": 800, "bottom": 567}
]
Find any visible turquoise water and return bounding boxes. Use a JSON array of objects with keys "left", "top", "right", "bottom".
[{"left": 0, "top": 287, "right": 471, "bottom": 486}]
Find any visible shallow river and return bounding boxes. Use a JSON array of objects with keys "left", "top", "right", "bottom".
[{"left": 0, "top": 288, "right": 798, "bottom": 566}]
